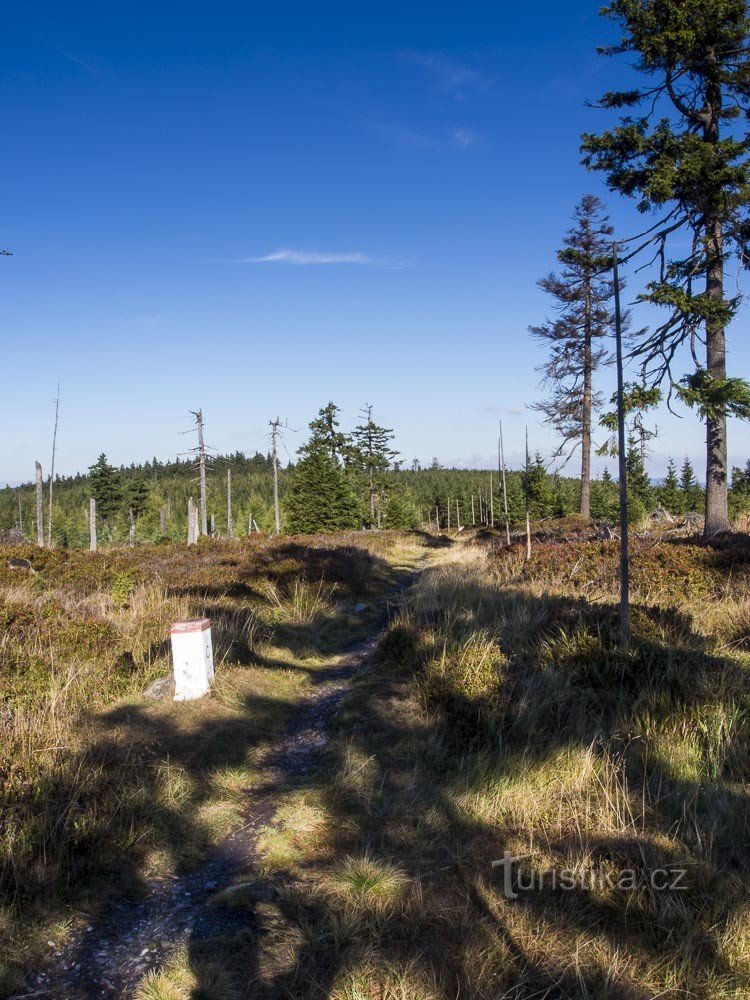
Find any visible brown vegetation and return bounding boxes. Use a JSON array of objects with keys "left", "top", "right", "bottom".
[
  {"left": 219, "top": 527, "right": 750, "bottom": 999},
  {"left": 0, "top": 532, "right": 422, "bottom": 992}
]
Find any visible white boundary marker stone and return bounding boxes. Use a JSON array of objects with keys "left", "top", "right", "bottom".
[{"left": 170, "top": 618, "right": 214, "bottom": 701}]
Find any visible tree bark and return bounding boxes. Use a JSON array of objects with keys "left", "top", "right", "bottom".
[
  {"left": 704, "top": 71, "right": 730, "bottom": 536},
  {"left": 704, "top": 217, "right": 730, "bottom": 534},
  {"left": 35, "top": 461, "right": 44, "bottom": 547},
  {"left": 89, "top": 498, "right": 97, "bottom": 552},
  {"left": 227, "top": 468, "right": 234, "bottom": 538},
  {"left": 580, "top": 274, "right": 592, "bottom": 519},
  {"left": 187, "top": 497, "right": 198, "bottom": 544},
  {"left": 47, "top": 385, "right": 60, "bottom": 548},
  {"left": 197, "top": 411, "right": 208, "bottom": 536},
  {"left": 271, "top": 418, "right": 282, "bottom": 534}
]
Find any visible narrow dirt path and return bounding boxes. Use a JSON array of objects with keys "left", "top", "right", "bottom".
[{"left": 18, "top": 571, "right": 419, "bottom": 999}]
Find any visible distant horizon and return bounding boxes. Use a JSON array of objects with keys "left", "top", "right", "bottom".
[{"left": 1, "top": 442, "right": 720, "bottom": 492}]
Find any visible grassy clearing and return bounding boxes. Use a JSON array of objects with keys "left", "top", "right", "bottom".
[
  {"left": 0, "top": 531, "right": 425, "bottom": 987},
  {"left": 203, "top": 524, "right": 750, "bottom": 999}
]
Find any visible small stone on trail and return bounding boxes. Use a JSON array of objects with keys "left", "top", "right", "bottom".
[{"left": 144, "top": 676, "right": 175, "bottom": 700}]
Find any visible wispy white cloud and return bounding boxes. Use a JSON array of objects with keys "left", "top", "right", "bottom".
[
  {"left": 372, "top": 121, "right": 485, "bottom": 152},
  {"left": 402, "top": 50, "right": 493, "bottom": 99},
  {"left": 53, "top": 44, "right": 102, "bottom": 76},
  {"left": 372, "top": 123, "right": 441, "bottom": 150},
  {"left": 235, "top": 248, "right": 410, "bottom": 268},
  {"left": 450, "top": 127, "right": 482, "bottom": 149}
]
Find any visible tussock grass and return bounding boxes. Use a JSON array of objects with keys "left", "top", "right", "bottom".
[
  {"left": 328, "top": 951, "right": 442, "bottom": 1000},
  {"left": 231, "top": 528, "right": 750, "bottom": 999},
  {"left": 329, "top": 854, "right": 408, "bottom": 907},
  {"left": 0, "top": 532, "right": 426, "bottom": 987},
  {"left": 135, "top": 944, "right": 242, "bottom": 1000}
]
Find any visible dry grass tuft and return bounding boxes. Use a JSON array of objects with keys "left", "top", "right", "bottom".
[
  {"left": 135, "top": 945, "right": 241, "bottom": 1000},
  {"left": 329, "top": 854, "right": 408, "bottom": 907}
]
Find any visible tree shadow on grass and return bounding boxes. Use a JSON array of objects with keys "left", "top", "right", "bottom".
[
  {"left": 174, "top": 579, "right": 750, "bottom": 999},
  {"left": 4, "top": 545, "right": 416, "bottom": 998}
]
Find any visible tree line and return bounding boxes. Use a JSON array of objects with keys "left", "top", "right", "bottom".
[{"left": 3, "top": 397, "right": 749, "bottom": 547}]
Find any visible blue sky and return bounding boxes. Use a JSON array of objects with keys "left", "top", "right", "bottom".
[{"left": 2, "top": 1, "right": 748, "bottom": 484}]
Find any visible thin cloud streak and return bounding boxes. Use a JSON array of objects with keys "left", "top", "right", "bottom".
[
  {"left": 402, "top": 50, "right": 493, "bottom": 99},
  {"left": 371, "top": 121, "right": 485, "bottom": 151},
  {"left": 53, "top": 44, "right": 102, "bottom": 76},
  {"left": 233, "top": 248, "right": 411, "bottom": 268},
  {"left": 451, "top": 127, "right": 482, "bottom": 149}
]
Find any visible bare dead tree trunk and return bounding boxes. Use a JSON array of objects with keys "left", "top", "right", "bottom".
[
  {"left": 89, "top": 498, "right": 97, "bottom": 552},
  {"left": 499, "top": 421, "right": 511, "bottom": 546},
  {"left": 160, "top": 507, "right": 167, "bottom": 535},
  {"left": 455, "top": 498, "right": 461, "bottom": 529},
  {"left": 435, "top": 505, "right": 439, "bottom": 531},
  {"left": 471, "top": 495, "right": 475, "bottom": 525},
  {"left": 525, "top": 427, "right": 531, "bottom": 561},
  {"left": 447, "top": 498, "right": 451, "bottom": 531},
  {"left": 489, "top": 471, "right": 494, "bottom": 527},
  {"left": 226, "top": 468, "right": 234, "bottom": 538},
  {"left": 195, "top": 410, "right": 208, "bottom": 536},
  {"left": 35, "top": 461, "right": 44, "bottom": 547},
  {"left": 128, "top": 509, "right": 135, "bottom": 547},
  {"left": 47, "top": 384, "right": 60, "bottom": 547},
  {"left": 270, "top": 417, "right": 282, "bottom": 534},
  {"left": 613, "top": 246, "right": 630, "bottom": 649},
  {"left": 187, "top": 497, "right": 198, "bottom": 544}
]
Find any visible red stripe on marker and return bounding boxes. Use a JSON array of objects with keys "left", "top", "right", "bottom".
[{"left": 170, "top": 618, "right": 211, "bottom": 634}]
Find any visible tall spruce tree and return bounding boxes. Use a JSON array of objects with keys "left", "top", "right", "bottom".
[
  {"left": 285, "top": 405, "right": 360, "bottom": 534},
  {"left": 626, "top": 435, "right": 654, "bottom": 524},
  {"left": 351, "top": 404, "right": 398, "bottom": 527},
  {"left": 679, "top": 456, "right": 704, "bottom": 512},
  {"left": 125, "top": 478, "right": 150, "bottom": 519},
  {"left": 88, "top": 454, "right": 122, "bottom": 521},
  {"left": 306, "top": 402, "right": 352, "bottom": 463},
  {"left": 658, "top": 458, "right": 682, "bottom": 513},
  {"left": 582, "top": 0, "right": 750, "bottom": 535},
  {"left": 591, "top": 467, "right": 620, "bottom": 522},
  {"left": 530, "top": 195, "right": 617, "bottom": 519},
  {"left": 525, "top": 452, "right": 555, "bottom": 519}
]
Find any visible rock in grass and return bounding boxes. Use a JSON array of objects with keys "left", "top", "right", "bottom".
[
  {"left": 144, "top": 676, "right": 174, "bottom": 701},
  {"left": 7, "top": 558, "right": 36, "bottom": 574}
]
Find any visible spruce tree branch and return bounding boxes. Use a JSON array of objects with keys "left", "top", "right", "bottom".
[{"left": 666, "top": 69, "right": 710, "bottom": 125}]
